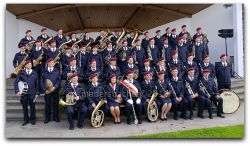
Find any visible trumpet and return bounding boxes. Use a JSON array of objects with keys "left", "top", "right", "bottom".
[
  {"left": 199, "top": 80, "right": 210, "bottom": 96},
  {"left": 168, "top": 81, "right": 177, "bottom": 98},
  {"left": 185, "top": 80, "right": 195, "bottom": 96}
]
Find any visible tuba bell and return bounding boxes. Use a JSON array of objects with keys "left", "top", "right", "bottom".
[
  {"left": 91, "top": 98, "right": 105, "bottom": 128},
  {"left": 26, "top": 40, "right": 36, "bottom": 53},
  {"left": 59, "top": 39, "right": 72, "bottom": 54},
  {"left": 97, "top": 29, "right": 113, "bottom": 52},
  {"left": 113, "top": 28, "right": 129, "bottom": 53},
  {"left": 59, "top": 92, "right": 77, "bottom": 106},
  {"left": 147, "top": 91, "right": 158, "bottom": 122},
  {"left": 131, "top": 29, "right": 143, "bottom": 45},
  {"left": 44, "top": 79, "right": 53, "bottom": 93},
  {"left": 42, "top": 36, "right": 54, "bottom": 49}
]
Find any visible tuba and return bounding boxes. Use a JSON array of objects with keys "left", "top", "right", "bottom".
[
  {"left": 131, "top": 29, "right": 143, "bottom": 45},
  {"left": 147, "top": 91, "right": 158, "bottom": 122},
  {"left": 14, "top": 53, "right": 28, "bottom": 75},
  {"left": 42, "top": 36, "right": 53, "bottom": 49},
  {"left": 71, "top": 35, "right": 84, "bottom": 56},
  {"left": 86, "top": 38, "right": 94, "bottom": 53},
  {"left": 59, "top": 39, "right": 72, "bottom": 54},
  {"left": 26, "top": 40, "right": 36, "bottom": 53},
  {"left": 91, "top": 98, "right": 105, "bottom": 128},
  {"left": 59, "top": 92, "right": 77, "bottom": 106},
  {"left": 44, "top": 79, "right": 53, "bottom": 93},
  {"left": 113, "top": 28, "right": 129, "bottom": 53},
  {"left": 97, "top": 29, "right": 113, "bottom": 52}
]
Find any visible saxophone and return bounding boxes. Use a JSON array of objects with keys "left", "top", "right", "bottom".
[
  {"left": 53, "top": 50, "right": 61, "bottom": 65},
  {"left": 33, "top": 49, "right": 44, "bottom": 67},
  {"left": 185, "top": 80, "right": 195, "bottom": 96},
  {"left": 14, "top": 53, "right": 28, "bottom": 75},
  {"left": 91, "top": 98, "right": 105, "bottom": 128},
  {"left": 147, "top": 91, "right": 158, "bottom": 122}
]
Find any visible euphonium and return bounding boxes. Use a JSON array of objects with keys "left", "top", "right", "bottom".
[
  {"left": 131, "top": 29, "right": 143, "bottom": 45},
  {"left": 98, "top": 29, "right": 113, "bottom": 52},
  {"left": 26, "top": 40, "right": 35, "bottom": 53},
  {"left": 147, "top": 91, "right": 158, "bottom": 122},
  {"left": 91, "top": 98, "right": 105, "bottom": 128},
  {"left": 14, "top": 53, "right": 28, "bottom": 75},
  {"left": 59, "top": 39, "right": 72, "bottom": 54},
  {"left": 33, "top": 49, "right": 44, "bottom": 67},
  {"left": 42, "top": 36, "right": 53, "bottom": 49},
  {"left": 72, "top": 35, "right": 84, "bottom": 51},
  {"left": 86, "top": 38, "right": 94, "bottom": 53},
  {"left": 113, "top": 28, "right": 129, "bottom": 52},
  {"left": 59, "top": 92, "right": 77, "bottom": 106}
]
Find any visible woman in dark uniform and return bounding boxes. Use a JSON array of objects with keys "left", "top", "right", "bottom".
[
  {"left": 155, "top": 71, "right": 172, "bottom": 121},
  {"left": 105, "top": 74, "right": 122, "bottom": 124}
]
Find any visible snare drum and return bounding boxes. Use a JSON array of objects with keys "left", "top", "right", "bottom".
[
  {"left": 18, "top": 81, "right": 28, "bottom": 96},
  {"left": 220, "top": 90, "right": 240, "bottom": 114}
]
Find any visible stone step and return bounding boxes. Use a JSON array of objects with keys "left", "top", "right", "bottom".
[
  {"left": 231, "top": 82, "right": 245, "bottom": 90},
  {"left": 6, "top": 99, "right": 45, "bottom": 106},
  {"left": 6, "top": 113, "right": 45, "bottom": 121},
  {"left": 232, "top": 88, "right": 244, "bottom": 95},
  {"left": 6, "top": 105, "right": 45, "bottom": 113}
]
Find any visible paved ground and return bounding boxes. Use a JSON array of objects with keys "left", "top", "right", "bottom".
[{"left": 6, "top": 102, "right": 244, "bottom": 138}]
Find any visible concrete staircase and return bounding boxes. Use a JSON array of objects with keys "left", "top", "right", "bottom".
[{"left": 6, "top": 77, "right": 245, "bottom": 121}]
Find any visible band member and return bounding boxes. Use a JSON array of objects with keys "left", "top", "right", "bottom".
[
  {"left": 139, "top": 58, "right": 156, "bottom": 81},
  {"left": 54, "top": 28, "right": 67, "bottom": 48},
  {"left": 117, "top": 40, "right": 132, "bottom": 73},
  {"left": 168, "top": 50, "right": 184, "bottom": 78},
  {"left": 161, "top": 38, "right": 173, "bottom": 63},
  {"left": 85, "top": 59, "right": 104, "bottom": 83},
  {"left": 13, "top": 44, "right": 30, "bottom": 72},
  {"left": 141, "top": 71, "right": 161, "bottom": 122},
  {"left": 184, "top": 68, "right": 205, "bottom": 120},
  {"left": 154, "top": 30, "right": 163, "bottom": 49},
  {"left": 127, "top": 30, "right": 135, "bottom": 47},
  {"left": 37, "top": 28, "right": 50, "bottom": 43},
  {"left": 68, "top": 32, "right": 79, "bottom": 47},
  {"left": 40, "top": 58, "right": 61, "bottom": 124},
  {"left": 147, "top": 38, "right": 160, "bottom": 67},
  {"left": 94, "top": 29, "right": 105, "bottom": 45},
  {"left": 155, "top": 71, "right": 172, "bottom": 121},
  {"left": 155, "top": 58, "right": 169, "bottom": 79},
  {"left": 199, "top": 35, "right": 209, "bottom": 55},
  {"left": 183, "top": 53, "right": 199, "bottom": 79},
  {"left": 87, "top": 73, "right": 109, "bottom": 126},
  {"left": 14, "top": 60, "right": 39, "bottom": 126},
  {"left": 83, "top": 31, "right": 93, "bottom": 47},
  {"left": 198, "top": 69, "right": 225, "bottom": 119},
  {"left": 31, "top": 40, "right": 46, "bottom": 83},
  {"left": 123, "top": 56, "right": 139, "bottom": 76},
  {"left": 121, "top": 70, "right": 142, "bottom": 125},
  {"left": 193, "top": 27, "right": 203, "bottom": 42},
  {"left": 176, "top": 36, "right": 189, "bottom": 63},
  {"left": 162, "top": 27, "right": 171, "bottom": 44},
  {"left": 105, "top": 74, "right": 122, "bottom": 124},
  {"left": 46, "top": 40, "right": 61, "bottom": 71},
  {"left": 215, "top": 54, "right": 232, "bottom": 90},
  {"left": 61, "top": 46, "right": 74, "bottom": 71},
  {"left": 142, "top": 31, "right": 150, "bottom": 49},
  {"left": 199, "top": 55, "right": 216, "bottom": 79},
  {"left": 62, "top": 57, "right": 84, "bottom": 84},
  {"left": 111, "top": 30, "right": 120, "bottom": 46},
  {"left": 102, "top": 41, "right": 116, "bottom": 69},
  {"left": 179, "top": 25, "right": 191, "bottom": 37},
  {"left": 87, "top": 45, "right": 104, "bottom": 71},
  {"left": 105, "top": 57, "right": 121, "bottom": 83},
  {"left": 192, "top": 35, "right": 206, "bottom": 64},
  {"left": 181, "top": 32, "right": 192, "bottom": 52},
  {"left": 169, "top": 67, "right": 188, "bottom": 120},
  {"left": 18, "top": 30, "right": 35, "bottom": 48},
  {"left": 132, "top": 39, "right": 146, "bottom": 70},
  {"left": 76, "top": 45, "right": 90, "bottom": 71},
  {"left": 61, "top": 73, "right": 88, "bottom": 130},
  {"left": 170, "top": 28, "right": 179, "bottom": 49}
]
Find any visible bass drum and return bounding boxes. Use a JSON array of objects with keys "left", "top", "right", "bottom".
[{"left": 220, "top": 90, "right": 240, "bottom": 114}]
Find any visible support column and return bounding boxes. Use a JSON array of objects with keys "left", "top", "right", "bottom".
[{"left": 233, "top": 3, "right": 244, "bottom": 78}]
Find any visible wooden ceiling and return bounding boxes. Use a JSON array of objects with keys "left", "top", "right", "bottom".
[{"left": 6, "top": 4, "right": 212, "bottom": 36}]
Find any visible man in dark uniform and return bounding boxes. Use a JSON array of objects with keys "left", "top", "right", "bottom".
[
  {"left": 18, "top": 30, "right": 35, "bottom": 48},
  {"left": 168, "top": 50, "right": 184, "bottom": 78},
  {"left": 62, "top": 57, "right": 84, "bottom": 85},
  {"left": 155, "top": 58, "right": 169, "bottom": 80},
  {"left": 154, "top": 30, "right": 163, "bottom": 49},
  {"left": 102, "top": 41, "right": 116, "bottom": 69},
  {"left": 54, "top": 28, "right": 67, "bottom": 48},
  {"left": 176, "top": 36, "right": 189, "bottom": 63},
  {"left": 14, "top": 60, "right": 40, "bottom": 126},
  {"left": 199, "top": 55, "right": 216, "bottom": 79},
  {"left": 61, "top": 46, "right": 74, "bottom": 71},
  {"left": 169, "top": 67, "right": 188, "bottom": 120},
  {"left": 142, "top": 31, "right": 150, "bottom": 49},
  {"left": 147, "top": 38, "right": 160, "bottom": 67},
  {"left": 123, "top": 56, "right": 139, "bottom": 77},
  {"left": 215, "top": 54, "right": 232, "bottom": 90},
  {"left": 83, "top": 31, "right": 93, "bottom": 46},
  {"left": 68, "top": 32, "right": 79, "bottom": 47},
  {"left": 86, "top": 73, "right": 109, "bottom": 126},
  {"left": 46, "top": 40, "right": 61, "bottom": 71},
  {"left": 181, "top": 32, "right": 192, "bottom": 52},
  {"left": 127, "top": 30, "right": 135, "bottom": 48},
  {"left": 132, "top": 39, "right": 146, "bottom": 70},
  {"left": 139, "top": 58, "right": 156, "bottom": 81},
  {"left": 94, "top": 29, "right": 105, "bottom": 46},
  {"left": 199, "top": 35, "right": 209, "bottom": 55},
  {"left": 111, "top": 30, "right": 120, "bottom": 46},
  {"left": 76, "top": 45, "right": 89, "bottom": 72},
  {"left": 162, "top": 27, "right": 171, "bottom": 45},
  {"left": 13, "top": 44, "right": 30, "bottom": 73},
  {"left": 105, "top": 57, "right": 121, "bottom": 83},
  {"left": 192, "top": 35, "right": 206, "bottom": 65},
  {"left": 184, "top": 68, "right": 205, "bottom": 120},
  {"left": 61, "top": 73, "right": 88, "bottom": 130},
  {"left": 85, "top": 59, "right": 104, "bottom": 83},
  {"left": 192, "top": 27, "right": 207, "bottom": 44},
  {"left": 170, "top": 28, "right": 179, "bottom": 50},
  {"left": 121, "top": 70, "right": 143, "bottom": 125},
  {"left": 87, "top": 45, "right": 104, "bottom": 71},
  {"left": 161, "top": 38, "right": 172, "bottom": 63},
  {"left": 178, "top": 25, "right": 191, "bottom": 37},
  {"left": 37, "top": 28, "right": 50, "bottom": 43},
  {"left": 40, "top": 58, "right": 61, "bottom": 124},
  {"left": 183, "top": 53, "right": 199, "bottom": 79},
  {"left": 198, "top": 69, "right": 225, "bottom": 119},
  {"left": 117, "top": 40, "right": 132, "bottom": 73}
]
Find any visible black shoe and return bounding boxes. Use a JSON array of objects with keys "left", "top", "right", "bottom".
[
  {"left": 198, "top": 115, "right": 205, "bottom": 119},
  {"left": 127, "top": 121, "right": 131, "bottom": 125},
  {"left": 174, "top": 117, "right": 178, "bottom": 120},
  {"left": 209, "top": 114, "right": 213, "bottom": 119},
  {"left": 22, "top": 121, "right": 28, "bottom": 126},
  {"left": 138, "top": 120, "right": 142, "bottom": 124},
  {"left": 114, "top": 121, "right": 117, "bottom": 124},
  {"left": 44, "top": 119, "right": 50, "bottom": 124},
  {"left": 69, "top": 127, "right": 74, "bottom": 130},
  {"left": 31, "top": 121, "right": 36, "bottom": 125},
  {"left": 160, "top": 118, "right": 164, "bottom": 121},
  {"left": 217, "top": 114, "right": 225, "bottom": 118},
  {"left": 53, "top": 118, "right": 60, "bottom": 123},
  {"left": 117, "top": 121, "right": 121, "bottom": 124},
  {"left": 147, "top": 119, "right": 152, "bottom": 123},
  {"left": 78, "top": 126, "right": 83, "bottom": 129},
  {"left": 180, "top": 115, "right": 187, "bottom": 120},
  {"left": 189, "top": 116, "right": 193, "bottom": 120},
  {"left": 164, "top": 118, "right": 168, "bottom": 121}
]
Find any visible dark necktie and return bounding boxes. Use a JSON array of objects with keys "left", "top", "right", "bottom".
[
  {"left": 160, "top": 80, "right": 163, "bottom": 84},
  {"left": 73, "top": 85, "right": 76, "bottom": 89},
  {"left": 27, "top": 71, "right": 30, "bottom": 75},
  {"left": 50, "top": 69, "right": 52, "bottom": 73}
]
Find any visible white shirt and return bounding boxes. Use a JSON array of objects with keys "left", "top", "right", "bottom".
[
  {"left": 72, "top": 38, "right": 76, "bottom": 41},
  {"left": 71, "top": 66, "right": 76, "bottom": 70},
  {"left": 26, "top": 37, "right": 31, "bottom": 40},
  {"left": 179, "top": 44, "right": 183, "bottom": 47},
  {"left": 173, "top": 77, "right": 178, "bottom": 81},
  {"left": 36, "top": 46, "right": 41, "bottom": 51},
  {"left": 173, "top": 59, "right": 178, "bottom": 63},
  {"left": 188, "top": 75, "right": 194, "bottom": 81},
  {"left": 128, "top": 79, "right": 133, "bottom": 84},
  {"left": 129, "top": 64, "right": 133, "bottom": 68},
  {"left": 51, "top": 47, "right": 56, "bottom": 52},
  {"left": 145, "top": 79, "right": 150, "bottom": 84},
  {"left": 204, "top": 62, "right": 209, "bottom": 67},
  {"left": 66, "top": 53, "right": 70, "bottom": 57},
  {"left": 91, "top": 67, "right": 96, "bottom": 71},
  {"left": 136, "top": 46, "right": 140, "bottom": 51},
  {"left": 107, "top": 48, "right": 112, "bottom": 52},
  {"left": 110, "top": 83, "right": 116, "bottom": 90},
  {"left": 81, "top": 51, "right": 85, "bottom": 55},
  {"left": 222, "top": 62, "right": 227, "bottom": 66},
  {"left": 188, "top": 61, "right": 192, "bottom": 65},
  {"left": 26, "top": 69, "right": 32, "bottom": 74},
  {"left": 71, "top": 83, "right": 78, "bottom": 89},
  {"left": 164, "top": 45, "right": 168, "bottom": 48},
  {"left": 110, "top": 65, "right": 116, "bottom": 70},
  {"left": 124, "top": 47, "right": 127, "bottom": 51},
  {"left": 92, "top": 82, "right": 98, "bottom": 87},
  {"left": 48, "top": 67, "right": 53, "bottom": 72},
  {"left": 196, "top": 42, "right": 200, "bottom": 46},
  {"left": 92, "top": 52, "right": 97, "bottom": 55},
  {"left": 145, "top": 66, "right": 150, "bottom": 71},
  {"left": 203, "top": 76, "right": 209, "bottom": 81}
]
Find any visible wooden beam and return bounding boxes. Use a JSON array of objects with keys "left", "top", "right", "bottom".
[
  {"left": 74, "top": 7, "right": 84, "bottom": 30},
  {"left": 123, "top": 7, "right": 141, "bottom": 28}
]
